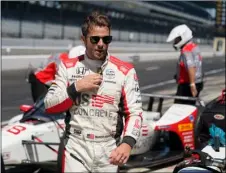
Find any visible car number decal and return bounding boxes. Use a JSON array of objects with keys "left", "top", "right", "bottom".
[{"left": 6, "top": 125, "right": 26, "bottom": 135}]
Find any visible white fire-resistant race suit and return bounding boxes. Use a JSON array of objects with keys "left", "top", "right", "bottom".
[{"left": 44, "top": 53, "right": 143, "bottom": 173}]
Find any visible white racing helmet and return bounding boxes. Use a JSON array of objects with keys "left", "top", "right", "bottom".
[
  {"left": 166, "top": 24, "right": 193, "bottom": 49},
  {"left": 68, "top": 45, "right": 86, "bottom": 58}
]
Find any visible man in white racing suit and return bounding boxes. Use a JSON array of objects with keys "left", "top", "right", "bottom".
[{"left": 44, "top": 11, "right": 143, "bottom": 173}]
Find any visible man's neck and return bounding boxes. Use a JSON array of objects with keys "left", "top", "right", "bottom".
[{"left": 85, "top": 51, "right": 105, "bottom": 62}]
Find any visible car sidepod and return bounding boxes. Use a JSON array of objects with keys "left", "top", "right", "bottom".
[{"left": 2, "top": 120, "right": 64, "bottom": 166}]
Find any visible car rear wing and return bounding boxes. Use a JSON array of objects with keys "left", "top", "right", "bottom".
[
  {"left": 21, "top": 135, "right": 60, "bottom": 164},
  {"left": 141, "top": 93, "right": 205, "bottom": 113}
]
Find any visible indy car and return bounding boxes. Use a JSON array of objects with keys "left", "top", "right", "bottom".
[
  {"left": 2, "top": 91, "right": 209, "bottom": 172},
  {"left": 173, "top": 89, "right": 225, "bottom": 173},
  {"left": 1, "top": 96, "right": 66, "bottom": 172}
]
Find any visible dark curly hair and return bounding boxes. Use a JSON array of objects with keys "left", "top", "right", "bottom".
[{"left": 81, "top": 11, "right": 111, "bottom": 37}]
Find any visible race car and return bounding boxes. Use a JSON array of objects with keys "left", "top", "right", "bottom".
[
  {"left": 1, "top": 96, "right": 65, "bottom": 172},
  {"left": 121, "top": 93, "right": 204, "bottom": 170},
  {"left": 194, "top": 89, "right": 225, "bottom": 150},
  {"left": 173, "top": 89, "right": 225, "bottom": 173},
  {"left": 1, "top": 93, "right": 205, "bottom": 172}
]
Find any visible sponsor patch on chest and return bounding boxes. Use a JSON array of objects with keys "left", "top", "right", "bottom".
[{"left": 104, "top": 69, "right": 115, "bottom": 79}]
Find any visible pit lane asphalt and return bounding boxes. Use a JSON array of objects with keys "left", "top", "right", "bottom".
[{"left": 1, "top": 55, "right": 225, "bottom": 122}]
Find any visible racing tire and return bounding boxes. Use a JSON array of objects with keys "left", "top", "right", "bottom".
[
  {"left": 1, "top": 155, "right": 6, "bottom": 173},
  {"left": 173, "top": 165, "right": 222, "bottom": 173},
  {"left": 57, "top": 137, "right": 66, "bottom": 173},
  {"left": 193, "top": 106, "right": 205, "bottom": 149}
]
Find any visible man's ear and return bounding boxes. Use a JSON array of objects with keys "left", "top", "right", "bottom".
[{"left": 81, "top": 35, "right": 85, "bottom": 44}]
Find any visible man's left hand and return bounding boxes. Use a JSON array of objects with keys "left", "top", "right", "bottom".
[
  {"left": 109, "top": 143, "right": 131, "bottom": 165},
  {"left": 190, "top": 84, "right": 197, "bottom": 97}
]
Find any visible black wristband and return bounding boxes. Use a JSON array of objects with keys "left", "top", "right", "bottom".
[
  {"left": 121, "top": 136, "right": 136, "bottom": 149},
  {"left": 67, "top": 83, "right": 81, "bottom": 101}
]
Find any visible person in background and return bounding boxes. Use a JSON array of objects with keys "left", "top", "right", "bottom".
[
  {"left": 44, "top": 11, "right": 143, "bottom": 173},
  {"left": 166, "top": 24, "right": 204, "bottom": 105},
  {"left": 28, "top": 45, "right": 85, "bottom": 102}
]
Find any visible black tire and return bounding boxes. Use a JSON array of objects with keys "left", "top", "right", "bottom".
[
  {"left": 1, "top": 155, "right": 6, "bottom": 173},
  {"left": 193, "top": 105, "right": 205, "bottom": 149},
  {"left": 57, "top": 137, "right": 66, "bottom": 173},
  {"left": 29, "top": 72, "right": 49, "bottom": 103}
]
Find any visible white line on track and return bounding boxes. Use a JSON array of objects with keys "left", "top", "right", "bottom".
[
  {"left": 2, "top": 55, "right": 49, "bottom": 59},
  {"left": 1, "top": 106, "right": 20, "bottom": 111},
  {"left": 140, "top": 79, "right": 175, "bottom": 91},
  {"left": 145, "top": 66, "right": 159, "bottom": 71},
  {"left": 204, "top": 68, "right": 225, "bottom": 75},
  {"left": 205, "top": 59, "right": 213, "bottom": 64},
  {"left": 140, "top": 68, "right": 225, "bottom": 91}
]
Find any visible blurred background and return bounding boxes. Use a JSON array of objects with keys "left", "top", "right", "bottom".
[{"left": 1, "top": 1, "right": 225, "bottom": 46}]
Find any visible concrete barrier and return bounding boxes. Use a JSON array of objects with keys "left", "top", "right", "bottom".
[
  {"left": 2, "top": 38, "right": 213, "bottom": 55},
  {"left": 2, "top": 37, "right": 221, "bottom": 71},
  {"left": 2, "top": 51, "right": 223, "bottom": 71},
  {"left": 2, "top": 37, "right": 212, "bottom": 49}
]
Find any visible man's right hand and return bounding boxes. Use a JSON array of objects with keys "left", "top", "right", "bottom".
[{"left": 76, "top": 73, "right": 102, "bottom": 92}]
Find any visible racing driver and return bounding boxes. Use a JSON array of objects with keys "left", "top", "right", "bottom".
[
  {"left": 29, "top": 45, "right": 85, "bottom": 102},
  {"left": 166, "top": 24, "right": 204, "bottom": 105},
  {"left": 44, "top": 11, "right": 143, "bottom": 172}
]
